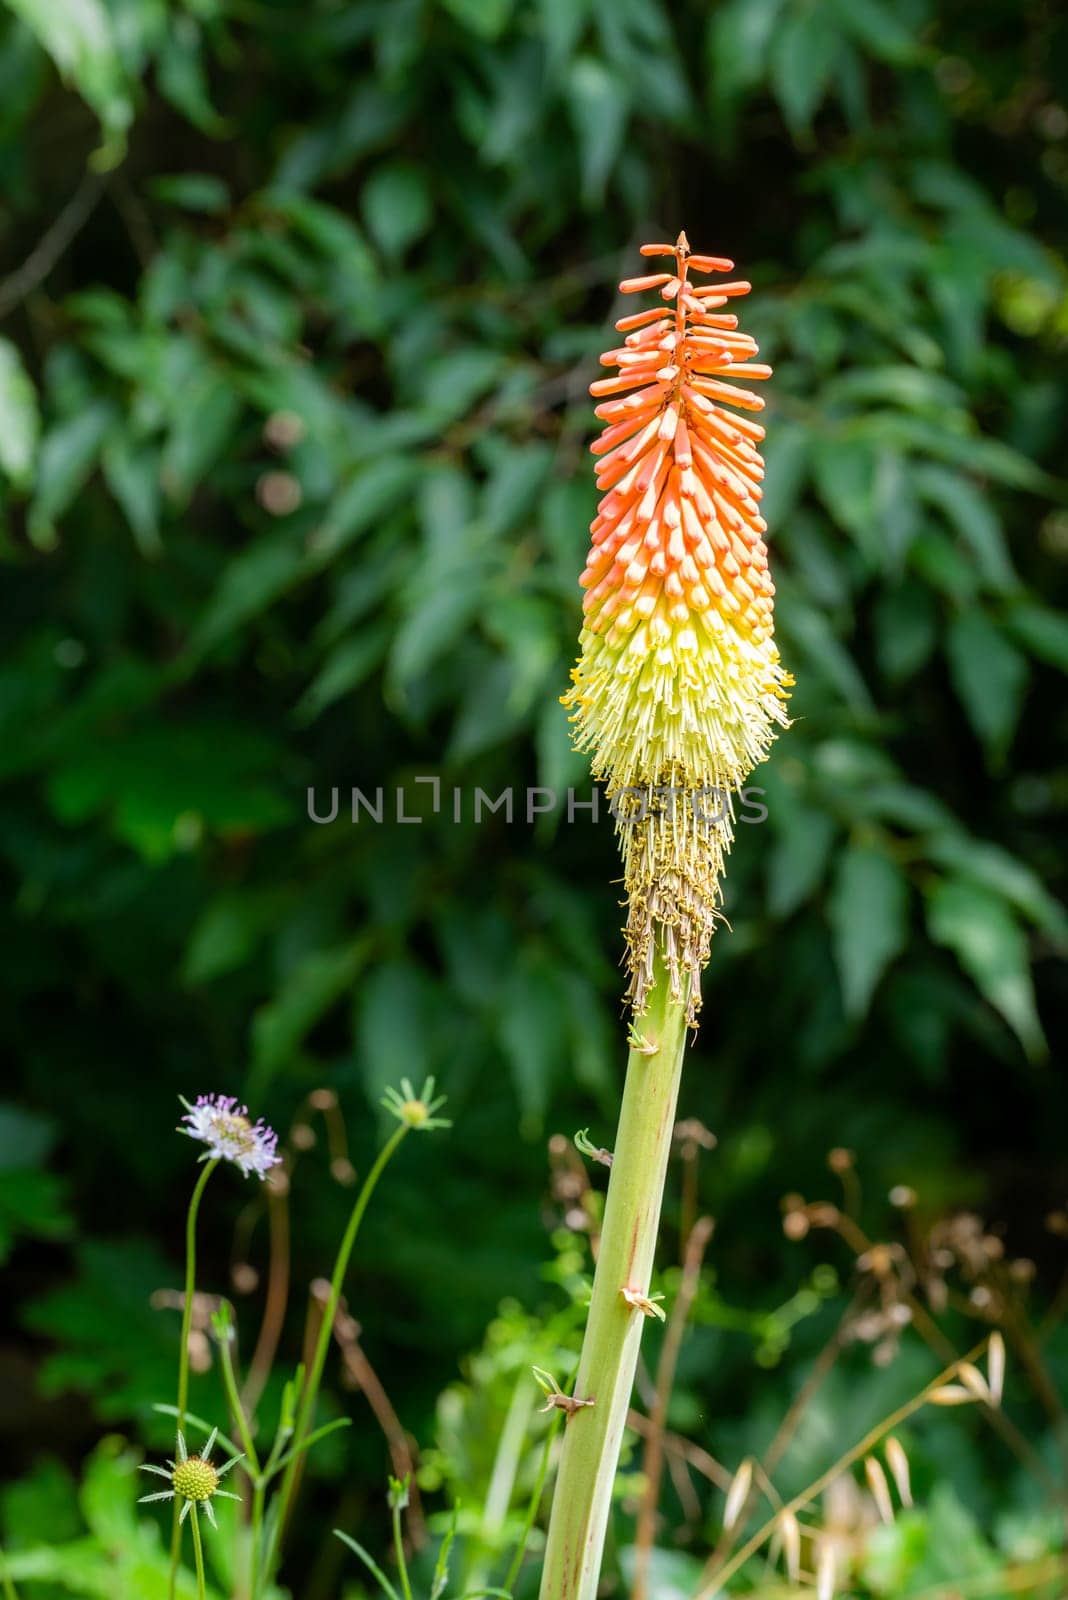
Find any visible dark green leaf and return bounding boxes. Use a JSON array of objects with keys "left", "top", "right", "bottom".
[
  {"left": 0, "top": 337, "right": 39, "bottom": 490},
  {"left": 769, "top": 5, "right": 841, "bottom": 137},
  {"left": 497, "top": 957, "right": 568, "bottom": 1131},
  {"left": 926, "top": 879, "right": 1045, "bottom": 1059},
  {"left": 829, "top": 840, "right": 910, "bottom": 1017},
  {"left": 157, "top": 14, "right": 228, "bottom": 135},
  {"left": 914, "top": 464, "right": 1016, "bottom": 592},
  {"left": 148, "top": 172, "right": 230, "bottom": 213},
  {"left": 768, "top": 805, "right": 836, "bottom": 918},
  {"left": 567, "top": 56, "right": 628, "bottom": 204},
  {"left": 102, "top": 435, "right": 162, "bottom": 557},
  {"left": 1004, "top": 602, "right": 1068, "bottom": 673},
  {"left": 190, "top": 534, "right": 306, "bottom": 653},
  {"left": 874, "top": 583, "right": 938, "bottom": 684},
  {"left": 945, "top": 611, "right": 1028, "bottom": 761},
  {"left": 28, "top": 402, "right": 115, "bottom": 549},
  {"left": 363, "top": 161, "right": 433, "bottom": 259},
  {"left": 440, "top": 0, "right": 514, "bottom": 39},
  {"left": 925, "top": 835, "right": 1068, "bottom": 951},
  {"left": 159, "top": 371, "right": 242, "bottom": 504},
  {"left": 251, "top": 941, "right": 369, "bottom": 1089},
  {"left": 828, "top": 0, "right": 921, "bottom": 62}
]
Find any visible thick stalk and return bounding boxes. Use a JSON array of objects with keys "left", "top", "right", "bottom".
[
  {"left": 538, "top": 947, "right": 689, "bottom": 1600},
  {"left": 169, "top": 1158, "right": 219, "bottom": 1600}
]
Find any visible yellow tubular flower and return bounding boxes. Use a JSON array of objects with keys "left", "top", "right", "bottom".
[{"left": 563, "top": 232, "right": 792, "bottom": 1020}]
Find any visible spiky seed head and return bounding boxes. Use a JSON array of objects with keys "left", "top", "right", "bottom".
[{"left": 172, "top": 1456, "right": 220, "bottom": 1502}]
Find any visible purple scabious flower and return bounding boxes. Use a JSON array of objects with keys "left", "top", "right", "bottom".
[{"left": 180, "top": 1094, "right": 280, "bottom": 1179}]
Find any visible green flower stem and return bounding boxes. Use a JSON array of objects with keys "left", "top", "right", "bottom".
[
  {"left": 264, "top": 1122, "right": 410, "bottom": 1584},
  {"left": 538, "top": 945, "right": 690, "bottom": 1600},
  {"left": 218, "top": 1328, "right": 261, "bottom": 1474},
  {"left": 249, "top": 1482, "right": 265, "bottom": 1600},
  {"left": 177, "top": 1160, "right": 220, "bottom": 1431},
  {"left": 169, "top": 1158, "right": 219, "bottom": 1600},
  {"left": 216, "top": 1330, "right": 262, "bottom": 1600},
  {"left": 189, "top": 1506, "right": 208, "bottom": 1600},
  {"left": 392, "top": 1496, "right": 414, "bottom": 1600}
]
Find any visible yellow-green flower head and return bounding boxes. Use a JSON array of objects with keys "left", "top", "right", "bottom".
[
  {"left": 563, "top": 233, "right": 791, "bottom": 1018},
  {"left": 172, "top": 1456, "right": 219, "bottom": 1502},
  {"left": 139, "top": 1428, "right": 243, "bottom": 1528}
]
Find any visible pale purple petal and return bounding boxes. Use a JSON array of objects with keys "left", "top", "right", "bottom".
[{"left": 180, "top": 1094, "right": 281, "bottom": 1179}]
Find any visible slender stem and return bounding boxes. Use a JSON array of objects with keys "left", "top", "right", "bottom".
[
  {"left": 218, "top": 1330, "right": 261, "bottom": 1475},
  {"left": 249, "top": 1482, "right": 265, "bottom": 1600},
  {"left": 217, "top": 1329, "right": 262, "bottom": 1600},
  {"left": 169, "top": 1159, "right": 219, "bottom": 1600},
  {"left": 0, "top": 171, "right": 104, "bottom": 318},
  {"left": 392, "top": 1499, "right": 414, "bottom": 1600},
  {"left": 264, "top": 1123, "right": 410, "bottom": 1585},
  {"left": 538, "top": 947, "right": 690, "bottom": 1600},
  {"left": 189, "top": 1507, "right": 208, "bottom": 1600},
  {"left": 178, "top": 1161, "right": 220, "bottom": 1426},
  {"left": 293, "top": 1123, "right": 407, "bottom": 1444},
  {"left": 261, "top": 1403, "right": 294, "bottom": 1482}
]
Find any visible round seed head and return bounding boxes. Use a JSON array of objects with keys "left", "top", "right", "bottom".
[{"left": 172, "top": 1456, "right": 220, "bottom": 1503}]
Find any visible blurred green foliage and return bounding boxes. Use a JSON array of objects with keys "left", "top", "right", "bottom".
[{"left": 1, "top": 0, "right": 1067, "bottom": 1592}]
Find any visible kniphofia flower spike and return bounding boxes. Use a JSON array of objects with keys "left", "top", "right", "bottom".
[{"left": 563, "top": 233, "right": 791, "bottom": 1019}]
